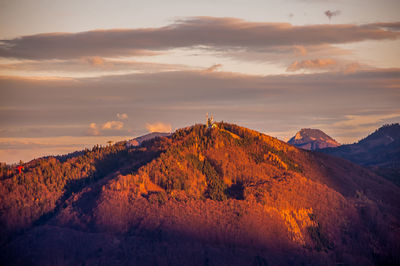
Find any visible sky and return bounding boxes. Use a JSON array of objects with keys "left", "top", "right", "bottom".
[{"left": 0, "top": 0, "right": 399, "bottom": 164}]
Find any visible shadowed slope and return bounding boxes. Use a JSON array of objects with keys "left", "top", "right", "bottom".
[
  {"left": 320, "top": 123, "right": 400, "bottom": 186},
  {"left": 321, "top": 123, "right": 400, "bottom": 167}
]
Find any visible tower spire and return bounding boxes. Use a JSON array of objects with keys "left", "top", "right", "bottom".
[{"left": 206, "top": 113, "right": 215, "bottom": 128}]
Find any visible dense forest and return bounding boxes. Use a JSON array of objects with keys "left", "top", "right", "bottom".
[{"left": 1, "top": 123, "right": 399, "bottom": 265}]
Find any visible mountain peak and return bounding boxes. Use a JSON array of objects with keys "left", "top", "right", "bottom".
[{"left": 288, "top": 128, "right": 340, "bottom": 150}]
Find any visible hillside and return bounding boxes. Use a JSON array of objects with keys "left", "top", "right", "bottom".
[
  {"left": 1, "top": 123, "right": 399, "bottom": 265},
  {"left": 321, "top": 123, "right": 400, "bottom": 185},
  {"left": 288, "top": 128, "right": 340, "bottom": 150}
]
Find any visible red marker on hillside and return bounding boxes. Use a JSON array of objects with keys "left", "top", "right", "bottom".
[{"left": 17, "top": 165, "right": 24, "bottom": 174}]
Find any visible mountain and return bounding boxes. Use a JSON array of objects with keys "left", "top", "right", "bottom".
[
  {"left": 321, "top": 123, "right": 400, "bottom": 167},
  {"left": 320, "top": 123, "right": 400, "bottom": 185},
  {"left": 1, "top": 123, "right": 399, "bottom": 265},
  {"left": 288, "top": 128, "right": 340, "bottom": 150},
  {"left": 124, "top": 132, "right": 171, "bottom": 147}
]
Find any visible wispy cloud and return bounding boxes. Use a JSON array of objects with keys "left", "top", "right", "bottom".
[
  {"left": 0, "top": 58, "right": 190, "bottom": 77},
  {"left": 332, "top": 113, "right": 400, "bottom": 128},
  {"left": 287, "top": 58, "right": 337, "bottom": 71},
  {"left": 204, "top": 63, "right": 222, "bottom": 72}
]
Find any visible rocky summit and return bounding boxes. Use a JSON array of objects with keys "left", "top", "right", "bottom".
[{"left": 288, "top": 128, "right": 340, "bottom": 150}]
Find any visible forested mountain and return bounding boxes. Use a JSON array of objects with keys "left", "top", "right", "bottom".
[
  {"left": 288, "top": 128, "right": 340, "bottom": 150},
  {"left": 1, "top": 123, "right": 399, "bottom": 265}
]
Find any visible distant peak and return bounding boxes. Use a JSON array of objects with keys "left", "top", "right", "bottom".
[
  {"left": 288, "top": 128, "right": 340, "bottom": 150},
  {"left": 126, "top": 132, "right": 171, "bottom": 147}
]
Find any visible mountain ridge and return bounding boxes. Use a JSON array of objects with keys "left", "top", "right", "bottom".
[
  {"left": 320, "top": 123, "right": 400, "bottom": 166},
  {"left": 320, "top": 123, "right": 400, "bottom": 186}
]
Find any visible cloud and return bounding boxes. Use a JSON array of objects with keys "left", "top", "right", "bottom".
[
  {"left": 0, "top": 58, "right": 189, "bottom": 76},
  {"left": 0, "top": 17, "right": 398, "bottom": 60},
  {"left": 86, "top": 120, "right": 124, "bottom": 136},
  {"left": 215, "top": 43, "right": 350, "bottom": 68},
  {"left": 286, "top": 58, "right": 337, "bottom": 71},
  {"left": 343, "top": 63, "right": 361, "bottom": 74},
  {"left": 293, "top": 45, "right": 307, "bottom": 56},
  {"left": 145, "top": 122, "right": 172, "bottom": 133},
  {"left": 204, "top": 64, "right": 222, "bottom": 72},
  {"left": 117, "top": 113, "right": 128, "bottom": 120},
  {"left": 88, "top": 123, "right": 100, "bottom": 136},
  {"left": 83, "top": 56, "right": 106, "bottom": 67},
  {"left": 101, "top": 121, "right": 124, "bottom": 130},
  {"left": 286, "top": 58, "right": 367, "bottom": 73},
  {"left": 324, "top": 10, "right": 341, "bottom": 20},
  {"left": 370, "top": 22, "right": 400, "bottom": 31}
]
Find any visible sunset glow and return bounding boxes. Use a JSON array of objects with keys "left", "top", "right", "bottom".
[{"left": 1, "top": 2, "right": 400, "bottom": 264}]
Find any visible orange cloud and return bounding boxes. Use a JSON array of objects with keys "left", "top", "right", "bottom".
[
  {"left": 102, "top": 121, "right": 124, "bottom": 130},
  {"left": 145, "top": 122, "right": 172, "bottom": 133},
  {"left": 88, "top": 123, "right": 100, "bottom": 136},
  {"left": 117, "top": 113, "right": 128, "bottom": 120},
  {"left": 287, "top": 59, "right": 337, "bottom": 72},
  {"left": 87, "top": 121, "right": 124, "bottom": 136}
]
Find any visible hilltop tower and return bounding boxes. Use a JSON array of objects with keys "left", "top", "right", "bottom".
[{"left": 206, "top": 113, "right": 216, "bottom": 129}]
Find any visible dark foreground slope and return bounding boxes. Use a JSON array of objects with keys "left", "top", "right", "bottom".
[{"left": 1, "top": 123, "right": 399, "bottom": 265}]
